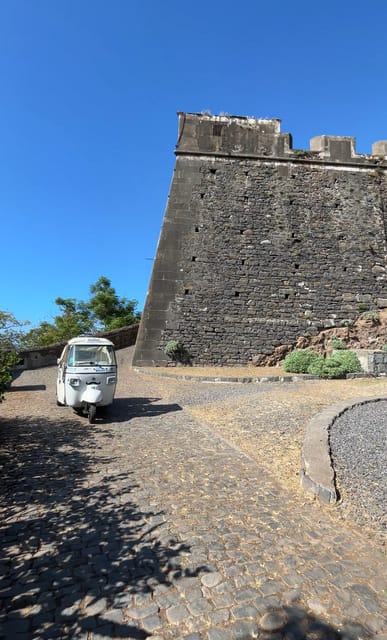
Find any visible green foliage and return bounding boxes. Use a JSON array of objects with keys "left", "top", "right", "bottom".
[
  {"left": 88, "top": 276, "right": 141, "bottom": 331},
  {"left": 363, "top": 310, "right": 380, "bottom": 323},
  {"left": 283, "top": 349, "right": 320, "bottom": 373},
  {"left": 283, "top": 348, "right": 362, "bottom": 379},
  {"left": 333, "top": 350, "right": 362, "bottom": 373},
  {"left": 21, "top": 298, "right": 94, "bottom": 348},
  {"left": 382, "top": 345, "right": 387, "bottom": 352},
  {"left": 331, "top": 336, "right": 347, "bottom": 350},
  {"left": 21, "top": 276, "right": 141, "bottom": 348},
  {"left": 0, "top": 350, "right": 19, "bottom": 402},
  {"left": 0, "top": 311, "right": 28, "bottom": 401},
  {"left": 308, "top": 351, "right": 362, "bottom": 379},
  {"left": 164, "top": 340, "right": 191, "bottom": 365},
  {"left": 306, "top": 356, "right": 325, "bottom": 377},
  {"left": 0, "top": 310, "right": 30, "bottom": 350}
]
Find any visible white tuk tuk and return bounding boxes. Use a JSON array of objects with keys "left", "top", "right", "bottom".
[{"left": 56, "top": 336, "right": 117, "bottom": 423}]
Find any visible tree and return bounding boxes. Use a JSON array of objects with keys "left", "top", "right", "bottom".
[
  {"left": 88, "top": 276, "right": 141, "bottom": 331},
  {"left": 21, "top": 298, "right": 94, "bottom": 348},
  {"left": 20, "top": 277, "right": 140, "bottom": 348},
  {"left": 0, "top": 311, "right": 29, "bottom": 401}
]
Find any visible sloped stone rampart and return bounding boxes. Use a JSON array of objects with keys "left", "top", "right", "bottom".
[{"left": 133, "top": 113, "right": 387, "bottom": 367}]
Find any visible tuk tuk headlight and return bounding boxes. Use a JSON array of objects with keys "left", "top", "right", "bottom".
[
  {"left": 69, "top": 377, "right": 81, "bottom": 387},
  {"left": 107, "top": 376, "right": 116, "bottom": 385}
]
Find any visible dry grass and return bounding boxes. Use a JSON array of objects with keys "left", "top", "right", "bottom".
[{"left": 138, "top": 364, "right": 290, "bottom": 378}]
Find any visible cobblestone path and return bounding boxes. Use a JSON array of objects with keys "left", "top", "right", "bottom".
[{"left": 0, "top": 349, "right": 386, "bottom": 639}]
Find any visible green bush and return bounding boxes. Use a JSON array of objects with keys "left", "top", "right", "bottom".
[
  {"left": 331, "top": 337, "right": 347, "bottom": 350},
  {"left": 308, "top": 351, "right": 362, "bottom": 379},
  {"left": 283, "top": 349, "right": 321, "bottom": 373},
  {"left": 164, "top": 340, "right": 191, "bottom": 365},
  {"left": 363, "top": 310, "right": 379, "bottom": 323},
  {"left": 306, "top": 355, "right": 325, "bottom": 376},
  {"left": 332, "top": 350, "right": 362, "bottom": 373},
  {"left": 0, "top": 350, "right": 19, "bottom": 402}
]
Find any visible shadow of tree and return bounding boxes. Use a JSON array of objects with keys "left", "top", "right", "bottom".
[
  {"left": 230, "top": 604, "right": 373, "bottom": 639},
  {"left": 0, "top": 415, "right": 207, "bottom": 639}
]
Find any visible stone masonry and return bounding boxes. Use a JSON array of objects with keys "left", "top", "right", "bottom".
[{"left": 133, "top": 113, "right": 387, "bottom": 366}]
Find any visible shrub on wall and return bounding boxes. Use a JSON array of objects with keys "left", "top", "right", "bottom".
[
  {"left": 331, "top": 337, "right": 347, "bottom": 350},
  {"left": 164, "top": 340, "right": 192, "bottom": 365}
]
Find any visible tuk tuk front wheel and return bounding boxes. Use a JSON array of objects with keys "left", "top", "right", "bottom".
[{"left": 88, "top": 404, "right": 96, "bottom": 424}]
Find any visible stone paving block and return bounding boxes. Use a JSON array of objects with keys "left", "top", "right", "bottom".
[
  {"left": 231, "top": 602, "right": 259, "bottom": 619},
  {"left": 141, "top": 613, "right": 163, "bottom": 632},
  {"left": 208, "top": 608, "right": 230, "bottom": 626},
  {"left": 99, "top": 608, "right": 124, "bottom": 624},
  {"left": 92, "top": 623, "right": 115, "bottom": 639},
  {"left": 229, "top": 619, "right": 260, "bottom": 638},
  {"left": 125, "top": 602, "right": 159, "bottom": 620},
  {"left": 83, "top": 597, "right": 108, "bottom": 616},
  {"left": 207, "top": 628, "right": 234, "bottom": 640},
  {"left": 201, "top": 572, "right": 223, "bottom": 588},
  {"left": 186, "top": 596, "right": 212, "bottom": 616},
  {"left": 165, "top": 603, "right": 190, "bottom": 624}
]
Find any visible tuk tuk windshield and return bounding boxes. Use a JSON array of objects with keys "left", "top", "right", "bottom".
[{"left": 68, "top": 344, "right": 116, "bottom": 367}]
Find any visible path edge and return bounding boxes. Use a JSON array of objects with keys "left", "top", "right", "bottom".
[{"left": 300, "top": 395, "right": 387, "bottom": 504}]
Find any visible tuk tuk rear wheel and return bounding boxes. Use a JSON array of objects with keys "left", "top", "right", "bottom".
[{"left": 88, "top": 404, "right": 96, "bottom": 424}]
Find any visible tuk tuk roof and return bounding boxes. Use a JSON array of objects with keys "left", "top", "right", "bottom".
[{"left": 67, "top": 336, "right": 115, "bottom": 347}]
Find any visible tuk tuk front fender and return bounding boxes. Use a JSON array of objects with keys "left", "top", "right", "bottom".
[{"left": 82, "top": 385, "right": 103, "bottom": 404}]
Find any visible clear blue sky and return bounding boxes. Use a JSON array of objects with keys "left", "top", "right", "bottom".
[{"left": 1, "top": 0, "right": 387, "bottom": 328}]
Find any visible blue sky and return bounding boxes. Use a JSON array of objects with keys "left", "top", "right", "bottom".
[{"left": 1, "top": 0, "right": 387, "bottom": 328}]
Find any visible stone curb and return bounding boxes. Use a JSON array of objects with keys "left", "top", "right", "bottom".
[
  {"left": 133, "top": 367, "right": 300, "bottom": 384},
  {"left": 300, "top": 395, "right": 387, "bottom": 504}
]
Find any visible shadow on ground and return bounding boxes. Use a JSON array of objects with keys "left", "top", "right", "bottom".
[
  {"left": 101, "top": 396, "right": 183, "bottom": 423},
  {"left": 0, "top": 415, "right": 206, "bottom": 639},
  {"left": 248, "top": 604, "right": 374, "bottom": 639},
  {"left": 8, "top": 384, "right": 47, "bottom": 392}
]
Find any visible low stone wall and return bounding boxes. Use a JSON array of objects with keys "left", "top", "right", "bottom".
[
  {"left": 355, "top": 349, "right": 387, "bottom": 376},
  {"left": 16, "top": 324, "right": 139, "bottom": 370}
]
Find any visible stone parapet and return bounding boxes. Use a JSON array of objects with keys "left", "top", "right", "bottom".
[
  {"left": 17, "top": 324, "right": 139, "bottom": 370},
  {"left": 175, "top": 112, "right": 387, "bottom": 164}
]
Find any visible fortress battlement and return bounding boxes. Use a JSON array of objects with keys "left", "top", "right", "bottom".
[{"left": 176, "top": 112, "right": 387, "bottom": 163}]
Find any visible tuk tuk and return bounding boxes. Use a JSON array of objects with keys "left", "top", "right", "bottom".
[{"left": 56, "top": 336, "right": 117, "bottom": 423}]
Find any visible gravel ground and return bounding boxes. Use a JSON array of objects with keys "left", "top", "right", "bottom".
[{"left": 330, "top": 400, "right": 387, "bottom": 537}]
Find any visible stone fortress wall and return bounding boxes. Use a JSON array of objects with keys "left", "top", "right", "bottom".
[{"left": 133, "top": 113, "right": 387, "bottom": 366}]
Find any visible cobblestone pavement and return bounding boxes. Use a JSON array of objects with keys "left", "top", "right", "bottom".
[{"left": 0, "top": 349, "right": 386, "bottom": 639}]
